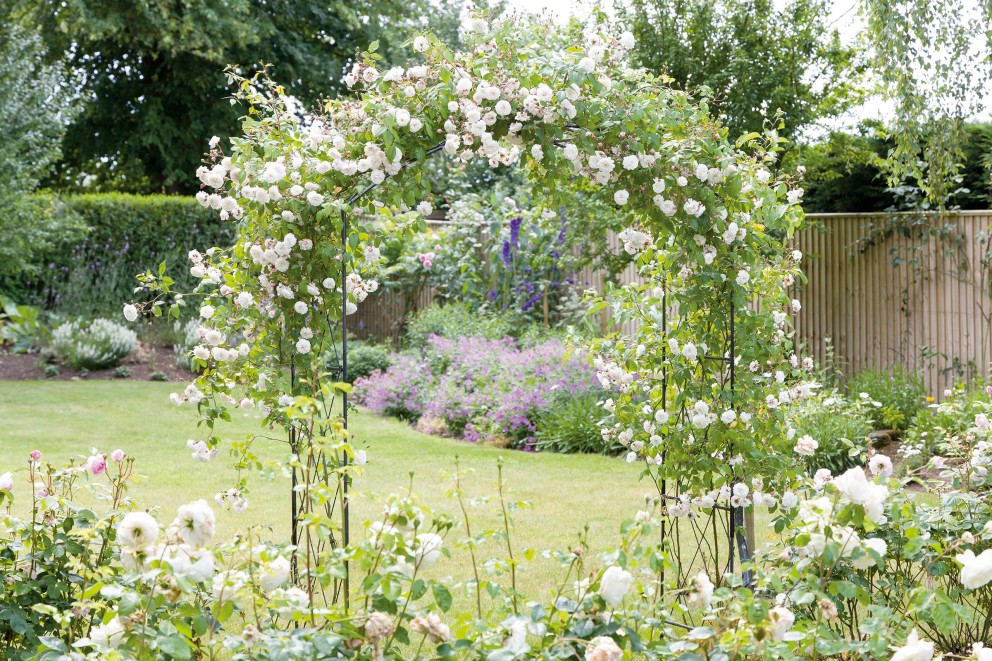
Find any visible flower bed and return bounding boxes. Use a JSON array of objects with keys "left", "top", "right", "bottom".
[{"left": 354, "top": 335, "right": 599, "bottom": 449}]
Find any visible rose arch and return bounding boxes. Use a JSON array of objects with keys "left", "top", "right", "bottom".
[{"left": 134, "top": 11, "right": 809, "bottom": 610}]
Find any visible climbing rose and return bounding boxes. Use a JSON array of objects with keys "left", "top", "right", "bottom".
[
  {"left": 890, "top": 629, "right": 934, "bottom": 661},
  {"left": 122, "top": 304, "right": 138, "bottom": 322},
  {"left": 957, "top": 549, "right": 992, "bottom": 589}
]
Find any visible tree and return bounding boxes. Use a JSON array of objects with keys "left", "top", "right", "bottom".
[
  {"left": 9, "top": 0, "right": 461, "bottom": 194},
  {"left": 615, "top": 0, "right": 862, "bottom": 142},
  {"left": 0, "top": 24, "right": 84, "bottom": 280}
]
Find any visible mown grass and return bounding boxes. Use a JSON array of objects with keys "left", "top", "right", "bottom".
[{"left": 0, "top": 381, "right": 773, "bottom": 602}]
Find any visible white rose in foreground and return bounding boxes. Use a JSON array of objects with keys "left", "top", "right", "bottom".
[
  {"left": 74, "top": 616, "right": 126, "bottom": 652},
  {"left": 599, "top": 565, "right": 632, "bottom": 606},
  {"left": 0, "top": 471, "right": 12, "bottom": 492},
  {"left": 687, "top": 571, "right": 714, "bottom": 608},
  {"left": 585, "top": 636, "right": 622, "bottom": 661},
  {"left": 172, "top": 499, "right": 216, "bottom": 547},
  {"left": 973, "top": 642, "right": 992, "bottom": 661},
  {"left": 122, "top": 304, "right": 138, "bottom": 322},
  {"left": 853, "top": 538, "right": 887, "bottom": 570},
  {"left": 117, "top": 512, "right": 160, "bottom": 551},
  {"left": 769, "top": 605, "right": 794, "bottom": 641},
  {"left": 832, "top": 467, "right": 888, "bottom": 523},
  {"left": 259, "top": 556, "right": 291, "bottom": 591},
  {"left": 415, "top": 532, "right": 443, "bottom": 568},
  {"left": 957, "top": 549, "right": 992, "bottom": 589},
  {"left": 890, "top": 628, "right": 933, "bottom": 661}
]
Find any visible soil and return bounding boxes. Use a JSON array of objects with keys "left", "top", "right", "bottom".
[{"left": 0, "top": 342, "right": 193, "bottom": 383}]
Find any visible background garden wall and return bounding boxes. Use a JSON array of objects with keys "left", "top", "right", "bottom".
[{"left": 355, "top": 211, "right": 992, "bottom": 396}]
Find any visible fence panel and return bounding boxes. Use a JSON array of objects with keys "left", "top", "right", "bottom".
[{"left": 793, "top": 211, "right": 992, "bottom": 395}]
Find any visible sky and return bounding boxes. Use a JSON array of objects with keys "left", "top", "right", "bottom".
[{"left": 499, "top": 0, "right": 992, "bottom": 133}]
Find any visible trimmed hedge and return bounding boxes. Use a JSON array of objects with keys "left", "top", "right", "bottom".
[{"left": 0, "top": 194, "right": 234, "bottom": 316}]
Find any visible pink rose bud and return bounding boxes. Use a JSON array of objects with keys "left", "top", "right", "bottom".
[
  {"left": 29, "top": 450, "right": 42, "bottom": 461},
  {"left": 86, "top": 455, "right": 107, "bottom": 476},
  {"left": 987, "top": 386, "right": 992, "bottom": 396},
  {"left": 111, "top": 449, "right": 125, "bottom": 462}
]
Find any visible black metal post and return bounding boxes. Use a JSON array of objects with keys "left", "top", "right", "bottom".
[{"left": 341, "top": 208, "right": 350, "bottom": 608}]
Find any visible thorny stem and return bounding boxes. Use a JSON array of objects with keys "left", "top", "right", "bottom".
[
  {"left": 454, "top": 458, "right": 484, "bottom": 618},
  {"left": 496, "top": 459, "right": 518, "bottom": 615}
]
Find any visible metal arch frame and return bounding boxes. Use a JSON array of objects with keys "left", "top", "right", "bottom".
[{"left": 289, "top": 129, "right": 752, "bottom": 603}]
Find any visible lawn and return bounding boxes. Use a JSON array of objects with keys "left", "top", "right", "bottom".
[{"left": 0, "top": 381, "right": 771, "bottom": 601}]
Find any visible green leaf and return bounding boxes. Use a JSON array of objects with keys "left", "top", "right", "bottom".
[{"left": 432, "top": 583, "right": 452, "bottom": 612}]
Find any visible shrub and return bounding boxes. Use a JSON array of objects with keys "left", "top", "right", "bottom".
[
  {"left": 353, "top": 352, "right": 435, "bottom": 421},
  {"left": 355, "top": 336, "right": 597, "bottom": 449},
  {"left": 0, "top": 297, "right": 47, "bottom": 354},
  {"left": 903, "top": 382, "right": 992, "bottom": 464},
  {"left": 170, "top": 318, "right": 200, "bottom": 371},
  {"left": 788, "top": 389, "right": 874, "bottom": 474},
  {"left": 0, "top": 194, "right": 234, "bottom": 317},
  {"left": 404, "top": 303, "right": 514, "bottom": 350},
  {"left": 532, "top": 389, "right": 616, "bottom": 454},
  {"left": 340, "top": 341, "right": 392, "bottom": 382},
  {"left": 847, "top": 367, "right": 926, "bottom": 430},
  {"left": 51, "top": 318, "right": 137, "bottom": 370}
]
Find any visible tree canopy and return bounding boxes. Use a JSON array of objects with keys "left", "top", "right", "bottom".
[
  {"left": 8, "top": 0, "right": 461, "bottom": 194},
  {"left": 616, "top": 0, "right": 862, "bottom": 143}
]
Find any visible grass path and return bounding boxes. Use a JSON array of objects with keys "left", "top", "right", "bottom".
[{"left": 1, "top": 381, "right": 672, "bottom": 597}]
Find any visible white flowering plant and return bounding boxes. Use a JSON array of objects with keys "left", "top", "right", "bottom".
[{"left": 51, "top": 318, "right": 137, "bottom": 370}]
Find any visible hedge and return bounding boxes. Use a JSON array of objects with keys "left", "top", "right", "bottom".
[{"left": 0, "top": 193, "right": 234, "bottom": 317}]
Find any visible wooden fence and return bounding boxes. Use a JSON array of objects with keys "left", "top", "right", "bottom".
[
  {"left": 353, "top": 211, "right": 992, "bottom": 394},
  {"left": 793, "top": 210, "right": 992, "bottom": 395}
]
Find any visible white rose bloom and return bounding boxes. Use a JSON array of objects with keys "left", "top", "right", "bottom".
[
  {"left": 199, "top": 305, "right": 215, "bottom": 319},
  {"left": 579, "top": 57, "right": 596, "bottom": 72},
  {"left": 598, "top": 565, "right": 633, "bottom": 606},
  {"left": 413, "top": 36, "right": 429, "bottom": 52},
  {"left": 563, "top": 143, "right": 579, "bottom": 160},
  {"left": 832, "top": 467, "right": 888, "bottom": 523},
  {"left": 614, "top": 189, "right": 629, "bottom": 205},
  {"left": 409, "top": 118, "right": 423, "bottom": 132},
  {"left": 957, "top": 549, "right": 992, "bottom": 589},
  {"left": 868, "top": 454, "right": 893, "bottom": 477},
  {"left": 82, "top": 617, "right": 126, "bottom": 651},
  {"left": 415, "top": 532, "right": 443, "bottom": 568},
  {"left": 172, "top": 500, "right": 216, "bottom": 547},
  {"left": 259, "top": 556, "right": 292, "bottom": 592},
  {"left": 769, "top": 606, "right": 794, "bottom": 642},
  {"left": 853, "top": 538, "right": 887, "bottom": 570},
  {"left": 123, "top": 304, "right": 138, "bottom": 322},
  {"left": 417, "top": 201, "right": 433, "bottom": 217},
  {"left": 622, "top": 155, "right": 638, "bottom": 170},
  {"left": 891, "top": 629, "right": 934, "bottom": 661},
  {"left": 306, "top": 191, "right": 324, "bottom": 206},
  {"left": 296, "top": 338, "right": 312, "bottom": 354},
  {"left": 294, "top": 301, "right": 308, "bottom": 314},
  {"left": 585, "top": 636, "right": 622, "bottom": 661},
  {"left": 687, "top": 571, "right": 714, "bottom": 608},
  {"left": 261, "top": 161, "right": 287, "bottom": 183},
  {"left": 235, "top": 292, "right": 254, "bottom": 308},
  {"left": 736, "top": 269, "right": 750, "bottom": 286},
  {"left": 620, "top": 31, "right": 636, "bottom": 49},
  {"left": 117, "top": 512, "right": 160, "bottom": 551}
]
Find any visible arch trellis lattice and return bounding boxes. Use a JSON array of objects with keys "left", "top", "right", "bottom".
[{"left": 145, "top": 13, "right": 807, "bottom": 614}]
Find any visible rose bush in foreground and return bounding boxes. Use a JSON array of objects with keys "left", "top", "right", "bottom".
[{"left": 3, "top": 442, "right": 992, "bottom": 659}]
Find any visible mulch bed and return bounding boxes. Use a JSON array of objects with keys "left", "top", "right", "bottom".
[{"left": 0, "top": 343, "right": 192, "bottom": 382}]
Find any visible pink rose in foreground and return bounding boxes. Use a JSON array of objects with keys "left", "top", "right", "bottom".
[
  {"left": 85, "top": 454, "right": 107, "bottom": 476},
  {"left": 29, "top": 450, "right": 42, "bottom": 461}
]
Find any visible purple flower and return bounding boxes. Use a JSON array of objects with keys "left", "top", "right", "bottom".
[
  {"left": 501, "top": 240, "right": 512, "bottom": 266},
  {"left": 509, "top": 217, "right": 523, "bottom": 249}
]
